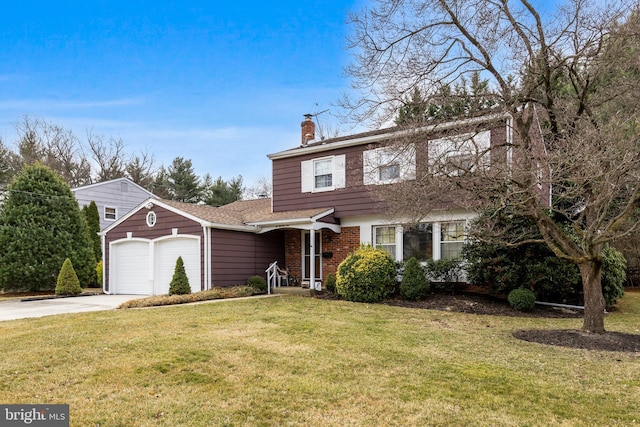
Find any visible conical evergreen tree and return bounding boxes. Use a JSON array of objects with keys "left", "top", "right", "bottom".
[
  {"left": 55, "top": 258, "right": 83, "bottom": 295},
  {"left": 168, "top": 256, "right": 191, "bottom": 295},
  {"left": 82, "top": 201, "right": 102, "bottom": 261},
  {"left": 0, "top": 163, "right": 96, "bottom": 291}
]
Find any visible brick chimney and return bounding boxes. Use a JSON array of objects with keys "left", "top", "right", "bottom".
[{"left": 301, "top": 114, "right": 315, "bottom": 145}]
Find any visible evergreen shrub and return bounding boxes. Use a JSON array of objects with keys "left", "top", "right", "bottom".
[
  {"left": 55, "top": 258, "right": 83, "bottom": 295},
  {"left": 400, "top": 257, "right": 430, "bottom": 300},
  {"left": 424, "top": 258, "right": 462, "bottom": 294},
  {"left": 168, "top": 256, "right": 191, "bottom": 295},
  {"left": 601, "top": 245, "right": 626, "bottom": 306},
  {"left": 247, "top": 275, "right": 267, "bottom": 293},
  {"left": 96, "top": 260, "right": 103, "bottom": 287},
  {"left": 507, "top": 288, "right": 536, "bottom": 311},
  {"left": 335, "top": 245, "right": 396, "bottom": 303},
  {"left": 324, "top": 273, "right": 336, "bottom": 293}
]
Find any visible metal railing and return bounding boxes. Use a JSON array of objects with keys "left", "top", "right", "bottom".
[{"left": 265, "top": 261, "right": 279, "bottom": 295}]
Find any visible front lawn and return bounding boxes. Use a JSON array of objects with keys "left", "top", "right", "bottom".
[{"left": 0, "top": 293, "right": 638, "bottom": 426}]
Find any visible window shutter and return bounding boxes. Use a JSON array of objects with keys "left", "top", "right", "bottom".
[
  {"left": 301, "top": 160, "right": 313, "bottom": 193},
  {"left": 333, "top": 155, "right": 346, "bottom": 189}
]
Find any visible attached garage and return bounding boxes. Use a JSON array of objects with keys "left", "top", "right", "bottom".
[
  {"left": 154, "top": 236, "right": 200, "bottom": 295},
  {"left": 111, "top": 239, "right": 151, "bottom": 295},
  {"left": 109, "top": 236, "right": 201, "bottom": 296},
  {"left": 102, "top": 198, "right": 288, "bottom": 294}
]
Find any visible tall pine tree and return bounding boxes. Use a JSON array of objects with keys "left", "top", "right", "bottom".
[{"left": 0, "top": 164, "right": 96, "bottom": 291}]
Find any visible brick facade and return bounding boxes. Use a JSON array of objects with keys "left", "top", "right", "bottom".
[{"left": 283, "top": 226, "right": 360, "bottom": 285}]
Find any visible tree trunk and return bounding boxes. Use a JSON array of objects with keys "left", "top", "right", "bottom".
[{"left": 579, "top": 260, "right": 606, "bottom": 333}]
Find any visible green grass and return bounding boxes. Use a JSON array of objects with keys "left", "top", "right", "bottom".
[{"left": 0, "top": 293, "right": 639, "bottom": 426}]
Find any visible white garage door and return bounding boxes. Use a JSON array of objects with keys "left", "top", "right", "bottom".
[
  {"left": 112, "top": 240, "right": 151, "bottom": 295},
  {"left": 154, "top": 238, "right": 201, "bottom": 295}
]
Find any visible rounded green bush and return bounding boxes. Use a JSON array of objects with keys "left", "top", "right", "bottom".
[
  {"left": 400, "top": 257, "right": 430, "bottom": 300},
  {"left": 55, "top": 258, "right": 83, "bottom": 296},
  {"left": 247, "top": 275, "right": 267, "bottom": 293},
  {"left": 324, "top": 273, "right": 337, "bottom": 293},
  {"left": 508, "top": 288, "right": 536, "bottom": 311},
  {"left": 335, "top": 246, "right": 396, "bottom": 303}
]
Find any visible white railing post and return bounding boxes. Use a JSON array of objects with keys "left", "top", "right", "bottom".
[{"left": 265, "top": 261, "right": 278, "bottom": 295}]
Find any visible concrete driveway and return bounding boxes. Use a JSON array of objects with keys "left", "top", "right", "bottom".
[{"left": 0, "top": 294, "right": 146, "bottom": 322}]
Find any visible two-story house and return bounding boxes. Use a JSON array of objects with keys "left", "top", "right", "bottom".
[{"left": 101, "top": 112, "right": 546, "bottom": 295}]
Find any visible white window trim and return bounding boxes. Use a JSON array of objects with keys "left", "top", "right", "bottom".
[
  {"left": 301, "top": 155, "right": 346, "bottom": 193},
  {"left": 104, "top": 206, "right": 117, "bottom": 222},
  {"left": 371, "top": 220, "right": 468, "bottom": 262},
  {"left": 428, "top": 131, "right": 491, "bottom": 176},
  {"left": 363, "top": 144, "right": 416, "bottom": 186}
]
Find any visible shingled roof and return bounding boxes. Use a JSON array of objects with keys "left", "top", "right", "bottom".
[{"left": 157, "top": 198, "right": 334, "bottom": 229}]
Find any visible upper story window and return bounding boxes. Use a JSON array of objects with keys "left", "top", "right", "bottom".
[
  {"left": 301, "top": 155, "right": 346, "bottom": 193},
  {"left": 428, "top": 131, "right": 491, "bottom": 176},
  {"left": 104, "top": 206, "right": 117, "bottom": 221},
  {"left": 363, "top": 144, "right": 416, "bottom": 185},
  {"left": 314, "top": 159, "right": 333, "bottom": 189}
]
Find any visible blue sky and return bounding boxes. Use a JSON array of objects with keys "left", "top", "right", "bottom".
[{"left": 0, "top": 1, "right": 364, "bottom": 186}]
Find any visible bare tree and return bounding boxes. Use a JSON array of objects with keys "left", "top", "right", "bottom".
[
  {"left": 344, "top": 0, "right": 640, "bottom": 333},
  {"left": 87, "top": 130, "right": 127, "bottom": 182},
  {"left": 14, "top": 115, "right": 91, "bottom": 187},
  {"left": 243, "top": 175, "right": 272, "bottom": 199},
  {"left": 126, "top": 149, "right": 158, "bottom": 191}
]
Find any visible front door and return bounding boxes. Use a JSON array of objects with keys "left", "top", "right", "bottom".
[{"left": 303, "top": 231, "right": 321, "bottom": 281}]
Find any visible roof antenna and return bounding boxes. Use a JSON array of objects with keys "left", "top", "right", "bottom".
[{"left": 312, "top": 105, "right": 330, "bottom": 140}]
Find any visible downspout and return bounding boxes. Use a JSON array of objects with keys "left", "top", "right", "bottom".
[
  {"left": 203, "top": 226, "right": 211, "bottom": 290},
  {"left": 101, "top": 233, "right": 107, "bottom": 294}
]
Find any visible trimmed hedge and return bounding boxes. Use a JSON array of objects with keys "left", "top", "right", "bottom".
[{"left": 118, "top": 286, "right": 257, "bottom": 308}]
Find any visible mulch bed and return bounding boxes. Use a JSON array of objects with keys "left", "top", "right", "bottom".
[
  {"left": 316, "top": 291, "right": 640, "bottom": 353},
  {"left": 513, "top": 329, "right": 640, "bottom": 352}
]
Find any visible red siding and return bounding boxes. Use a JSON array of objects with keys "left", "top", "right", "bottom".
[
  {"left": 271, "top": 121, "right": 514, "bottom": 218},
  {"left": 210, "top": 229, "right": 285, "bottom": 287},
  {"left": 272, "top": 144, "right": 384, "bottom": 218},
  {"left": 103, "top": 205, "right": 204, "bottom": 292}
]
